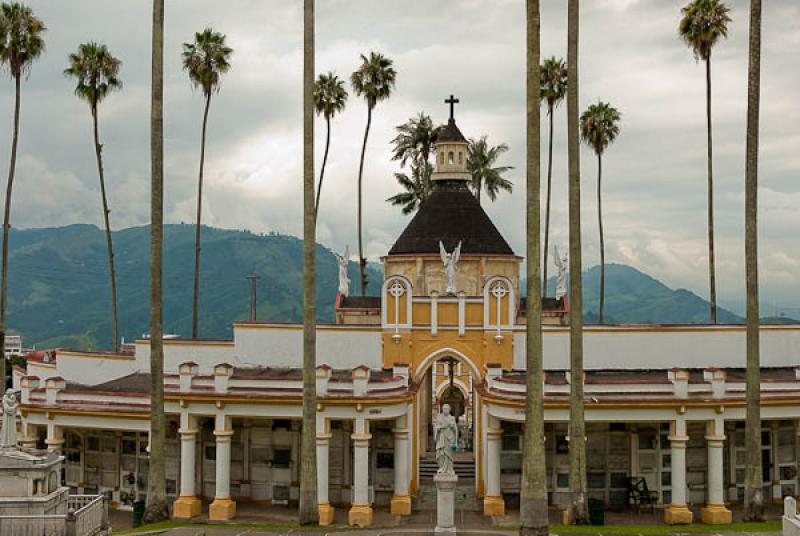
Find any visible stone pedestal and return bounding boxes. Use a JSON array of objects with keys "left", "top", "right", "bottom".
[{"left": 434, "top": 473, "right": 458, "bottom": 533}]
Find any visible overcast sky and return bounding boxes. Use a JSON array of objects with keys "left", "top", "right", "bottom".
[{"left": 2, "top": 0, "right": 799, "bottom": 315}]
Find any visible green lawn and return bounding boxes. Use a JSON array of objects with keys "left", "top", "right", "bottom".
[{"left": 546, "top": 521, "right": 782, "bottom": 534}]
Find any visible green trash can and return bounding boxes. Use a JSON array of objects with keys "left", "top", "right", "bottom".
[
  {"left": 132, "top": 500, "right": 145, "bottom": 528},
  {"left": 588, "top": 498, "right": 604, "bottom": 526}
]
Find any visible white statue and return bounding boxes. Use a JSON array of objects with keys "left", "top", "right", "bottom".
[
  {"left": 553, "top": 244, "right": 568, "bottom": 298},
  {"left": 336, "top": 245, "right": 350, "bottom": 297},
  {"left": 1, "top": 390, "right": 19, "bottom": 449},
  {"left": 439, "top": 240, "right": 461, "bottom": 295},
  {"left": 434, "top": 403, "right": 458, "bottom": 475}
]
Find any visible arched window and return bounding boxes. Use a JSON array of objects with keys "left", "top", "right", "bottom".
[
  {"left": 448, "top": 151, "right": 454, "bottom": 165},
  {"left": 458, "top": 151, "right": 463, "bottom": 165}
]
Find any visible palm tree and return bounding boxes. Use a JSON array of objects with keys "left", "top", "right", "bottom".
[
  {"left": 679, "top": 0, "right": 731, "bottom": 324},
  {"left": 540, "top": 56, "right": 567, "bottom": 296},
  {"left": 0, "top": 2, "right": 45, "bottom": 389},
  {"left": 519, "top": 1, "right": 548, "bottom": 535},
  {"left": 65, "top": 42, "right": 122, "bottom": 352},
  {"left": 182, "top": 28, "right": 233, "bottom": 340},
  {"left": 299, "top": 0, "right": 319, "bottom": 526},
  {"left": 351, "top": 51, "right": 396, "bottom": 296},
  {"left": 143, "top": 0, "right": 169, "bottom": 524},
  {"left": 743, "top": 0, "right": 763, "bottom": 522},
  {"left": 313, "top": 72, "right": 347, "bottom": 223},
  {"left": 566, "top": 0, "right": 588, "bottom": 524},
  {"left": 467, "top": 136, "right": 514, "bottom": 205},
  {"left": 580, "top": 101, "right": 621, "bottom": 324},
  {"left": 386, "top": 162, "right": 433, "bottom": 214}
]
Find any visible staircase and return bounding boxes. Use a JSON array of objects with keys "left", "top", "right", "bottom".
[{"left": 419, "top": 457, "right": 475, "bottom": 480}]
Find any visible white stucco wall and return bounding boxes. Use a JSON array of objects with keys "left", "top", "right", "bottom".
[
  {"left": 55, "top": 352, "right": 140, "bottom": 385},
  {"left": 134, "top": 340, "right": 236, "bottom": 375},
  {"left": 513, "top": 326, "right": 800, "bottom": 370},
  {"left": 234, "top": 324, "right": 382, "bottom": 369}
]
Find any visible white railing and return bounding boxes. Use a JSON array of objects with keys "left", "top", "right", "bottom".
[
  {"left": 0, "top": 495, "right": 105, "bottom": 536},
  {"left": 785, "top": 497, "right": 800, "bottom": 536}
]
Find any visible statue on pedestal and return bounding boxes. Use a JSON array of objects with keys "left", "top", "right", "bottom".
[
  {"left": 554, "top": 244, "right": 568, "bottom": 298},
  {"left": 1, "top": 390, "right": 19, "bottom": 449},
  {"left": 336, "top": 245, "right": 350, "bottom": 297},
  {"left": 434, "top": 404, "right": 457, "bottom": 475},
  {"left": 439, "top": 241, "right": 461, "bottom": 295}
]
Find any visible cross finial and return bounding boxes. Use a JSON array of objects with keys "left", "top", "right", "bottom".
[{"left": 445, "top": 94, "right": 459, "bottom": 121}]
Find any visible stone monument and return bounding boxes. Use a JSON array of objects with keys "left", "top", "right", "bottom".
[
  {"left": 439, "top": 241, "right": 461, "bottom": 295},
  {"left": 433, "top": 403, "right": 458, "bottom": 533}
]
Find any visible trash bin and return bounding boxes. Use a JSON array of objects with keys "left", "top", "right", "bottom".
[
  {"left": 132, "top": 500, "right": 145, "bottom": 528},
  {"left": 588, "top": 498, "right": 604, "bottom": 526}
]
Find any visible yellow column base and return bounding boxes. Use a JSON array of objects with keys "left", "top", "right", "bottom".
[
  {"left": 173, "top": 495, "right": 202, "bottom": 519},
  {"left": 348, "top": 503, "right": 373, "bottom": 527},
  {"left": 664, "top": 504, "right": 693, "bottom": 525},
  {"left": 390, "top": 493, "right": 412, "bottom": 516},
  {"left": 319, "top": 502, "right": 335, "bottom": 526},
  {"left": 209, "top": 497, "right": 236, "bottom": 521},
  {"left": 700, "top": 504, "right": 732, "bottom": 525},
  {"left": 483, "top": 494, "right": 505, "bottom": 516}
]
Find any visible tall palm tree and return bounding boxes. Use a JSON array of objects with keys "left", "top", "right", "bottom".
[
  {"left": 391, "top": 112, "right": 439, "bottom": 170},
  {"left": 182, "top": 28, "right": 233, "bottom": 340},
  {"left": 299, "top": 0, "right": 319, "bottom": 525},
  {"left": 566, "top": 0, "right": 588, "bottom": 524},
  {"left": 351, "top": 51, "right": 396, "bottom": 296},
  {"left": 743, "top": 0, "right": 763, "bottom": 522},
  {"left": 540, "top": 56, "right": 567, "bottom": 296},
  {"left": 65, "top": 42, "right": 122, "bottom": 352},
  {"left": 679, "top": 0, "right": 731, "bottom": 324},
  {"left": 313, "top": 72, "right": 347, "bottom": 223},
  {"left": 0, "top": 2, "right": 45, "bottom": 390},
  {"left": 580, "top": 101, "right": 621, "bottom": 324},
  {"left": 467, "top": 136, "right": 514, "bottom": 205},
  {"left": 386, "top": 162, "right": 433, "bottom": 214},
  {"left": 519, "top": 1, "right": 548, "bottom": 535},
  {"left": 143, "top": 0, "right": 169, "bottom": 524}
]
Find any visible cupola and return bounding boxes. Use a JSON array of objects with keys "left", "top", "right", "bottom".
[{"left": 432, "top": 94, "right": 470, "bottom": 182}]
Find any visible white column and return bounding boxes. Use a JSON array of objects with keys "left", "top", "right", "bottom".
[
  {"left": 348, "top": 420, "right": 372, "bottom": 527},
  {"left": 209, "top": 416, "right": 236, "bottom": 521},
  {"left": 391, "top": 414, "right": 411, "bottom": 515},
  {"left": 483, "top": 415, "right": 504, "bottom": 515},
  {"left": 174, "top": 413, "right": 201, "bottom": 519},
  {"left": 45, "top": 423, "right": 63, "bottom": 453},
  {"left": 317, "top": 426, "right": 334, "bottom": 525},
  {"left": 700, "top": 419, "right": 732, "bottom": 523},
  {"left": 665, "top": 419, "right": 692, "bottom": 524}
]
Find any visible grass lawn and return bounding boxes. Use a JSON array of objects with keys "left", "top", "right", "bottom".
[{"left": 545, "top": 521, "right": 783, "bottom": 534}]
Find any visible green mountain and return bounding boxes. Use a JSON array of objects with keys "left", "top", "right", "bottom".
[
  {"left": 5, "top": 224, "right": 380, "bottom": 349},
  {"left": 5, "top": 226, "right": 751, "bottom": 350}
]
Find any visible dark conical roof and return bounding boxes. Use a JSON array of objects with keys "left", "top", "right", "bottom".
[
  {"left": 388, "top": 180, "right": 514, "bottom": 256},
  {"left": 437, "top": 118, "right": 467, "bottom": 143}
]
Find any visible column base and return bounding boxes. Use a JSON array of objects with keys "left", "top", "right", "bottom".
[
  {"left": 700, "top": 504, "right": 732, "bottom": 524},
  {"left": 173, "top": 495, "right": 202, "bottom": 519},
  {"left": 348, "top": 503, "right": 373, "bottom": 527},
  {"left": 483, "top": 494, "right": 505, "bottom": 516},
  {"left": 319, "top": 502, "right": 335, "bottom": 526},
  {"left": 209, "top": 497, "right": 236, "bottom": 521},
  {"left": 664, "top": 504, "right": 693, "bottom": 525},
  {"left": 391, "top": 493, "right": 412, "bottom": 516}
]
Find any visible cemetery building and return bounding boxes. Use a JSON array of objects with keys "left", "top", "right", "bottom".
[{"left": 13, "top": 107, "right": 800, "bottom": 527}]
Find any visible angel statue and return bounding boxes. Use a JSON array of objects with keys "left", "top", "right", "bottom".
[
  {"left": 439, "top": 240, "right": 462, "bottom": 295},
  {"left": 336, "top": 245, "right": 350, "bottom": 297},
  {"left": 433, "top": 404, "right": 458, "bottom": 475},
  {"left": 553, "top": 244, "right": 568, "bottom": 298},
  {"left": 1, "top": 389, "right": 20, "bottom": 449}
]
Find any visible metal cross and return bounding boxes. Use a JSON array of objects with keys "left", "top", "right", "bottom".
[{"left": 445, "top": 94, "right": 459, "bottom": 120}]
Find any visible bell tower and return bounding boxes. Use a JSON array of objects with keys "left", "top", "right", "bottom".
[{"left": 432, "top": 95, "right": 470, "bottom": 182}]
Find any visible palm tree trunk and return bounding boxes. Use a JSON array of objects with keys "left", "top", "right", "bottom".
[
  {"left": 92, "top": 104, "right": 119, "bottom": 352},
  {"left": 743, "top": 0, "right": 764, "bottom": 522},
  {"left": 299, "top": 0, "right": 319, "bottom": 525},
  {"left": 597, "top": 153, "right": 604, "bottom": 324},
  {"left": 314, "top": 116, "right": 331, "bottom": 224},
  {"left": 356, "top": 105, "right": 372, "bottom": 296},
  {"left": 566, "top": 0, "right": 588, "bottom": 524},
  {"left": 0, "top": 75, "right": 20, "bottom": 391},
  {"left": 192, "top": 93, "right": 211, "bottom": 340},
  {"left": 144, "top": 0, "right": 169, "bottom": 524},
  {"left": 519, "top": 2, "right": 548, "bottom": 535},
  {"left": 542, "top": 106, "right": 554, "bottom": 297},
  {"left": 706, "top": 56, "right": 717, "bottom": 324}
]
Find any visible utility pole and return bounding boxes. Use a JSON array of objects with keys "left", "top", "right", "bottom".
[{"left": 246, "top": 275, "right": 260, "bottom": 321}]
